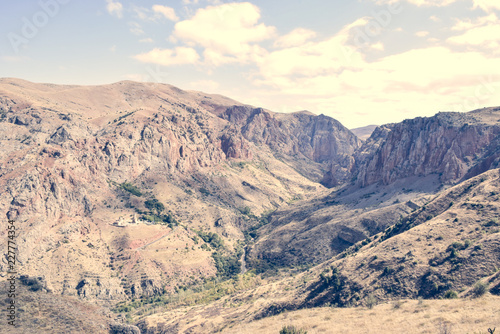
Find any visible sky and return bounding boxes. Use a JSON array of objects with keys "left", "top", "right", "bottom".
[{"left": 1, "top": 0, "right": 500, "bottom": 128}]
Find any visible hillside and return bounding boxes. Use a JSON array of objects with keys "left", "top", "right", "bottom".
[
  {"left": 136, "top": 169, "right": 500, "bottom": 333},
  {"left": 0, "top": 78, "right": 357, "bottom": 304}
]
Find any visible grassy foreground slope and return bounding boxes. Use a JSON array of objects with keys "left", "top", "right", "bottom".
[{"left": 221, "top": 295, "right": 500, "bottom": 334}]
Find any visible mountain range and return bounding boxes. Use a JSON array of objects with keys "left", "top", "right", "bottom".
[{"left": 0, "top": 78, "right": 499, "bottom": 334}]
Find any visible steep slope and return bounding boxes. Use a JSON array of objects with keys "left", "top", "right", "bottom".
[
  {"left": 354, "top": 108, "right": 500, "bottom": 187},
  {"left": 247, "top": 175, "right": 439, "bottom": 267},
  {"left": 213, "top": 106, "right": 361, "bottom": 186}
]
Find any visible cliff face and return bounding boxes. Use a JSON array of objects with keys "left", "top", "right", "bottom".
[
  {"left": 216, "top": 107, "right": 361, "bottom": 186},
  {"left": 354, "top": 110, "right": 500, "bottom": 187}
]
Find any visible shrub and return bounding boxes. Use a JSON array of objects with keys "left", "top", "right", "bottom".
[
  {"left": 120, "top": 182, "right": 143, "bottom": 197},
  {"left": 485, "top": 218, "right": 499, "bottom": 227},
  {"left": 240, "top": 206, "right": 252, "bottom": 215},
  {"left": 212, "top": 252, "right": 241, "bottom": 279},
  {"left": 443, "top": 290, "right": 458, "bottom": 299},
  {"left": 279, "top": 325, "right": 308, "bottom": 334},
  {"left": 471, "top": 281, "right": 488, "bottom": 298},
  {"left": 382, "top": 267, "right": 395, "bottom": 276},
  {"left": 197, "top": 231, "right": 224, "bottom": 250},
  {"left": 199, "top": 187, "right": 210, "bottom": 196},
  {"left": 366, "top": 294, "right": 377, "bottom": 309},
  {"left": 144, "top": 198, "right": 165, "bottom": 214}
]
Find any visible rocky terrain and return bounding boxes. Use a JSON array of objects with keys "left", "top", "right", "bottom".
[
  {"left": 0, "top": 78, "right": 357, "bottom": 304},
  {"left": 0, "top": 78, "right": 499, "bottom": 333},
  {"left": 136, "top": 170, "right": 500, "bottom": 333}
]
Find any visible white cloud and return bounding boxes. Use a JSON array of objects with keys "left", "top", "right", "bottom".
[
  {"left": 448, "top": 14, "right": 500, "bottom": 54},
  {"left": 448, "top": 23, "right": 500, "bottom": 51},
  {"left": 274, "top": 28, "right": 317, "bottom": 48},
  {"left": 451, "top": 13, "right": 497, "bottom": 30},
  {"left": 473, "top": 0, "right": 500, "bottom": 12},
  {"left": 134, "top": 47, "right": 200, "bottom": 66},
  {"left": 172, "top": 2, "right": 276, "bottom": 65},
  {"left": 246, "top": 14, "right": 500, "bottom": 127},
  {"left": 106, "top": 0, "right": 123, "bottom": 18},
  {"left": 129, "top": 2, "right": 500, "bottom": 127},
  {"left": 129, "top": 22, "right": 144, "bottom": 35},
  {"left": 139, "top": 38, "right": 154, "bottom": 43},
  {"left": 371, "top": 42, "right": 384, "bottom": 50},
  {"left": 415, "top": 31, "right": 429, "bottom": 37},
  {"left": 152, "top": 5, "right": 179, "bottom": 21}
]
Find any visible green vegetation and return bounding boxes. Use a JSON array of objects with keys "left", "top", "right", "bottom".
[
  {"left": 279, "top": 325, "right": 308, "bottom": 334},
  {"left": 443, "top": 290, "right": 458, "bottom": 299},
  {"left": 141, "top": 212, "right": 178, "bottom": 227},
  {"left": 196, "top": 231, "right": 224, "bottom": 250},
  {"left": 144, "top": 198, "right": 165, "bottom": 215},
  {"left": 239, "top": 206, "right": 252, "bottom": 216},
  {"left": 120, "top": 182, "right": 143, "bottom": 197},
  {"left": 199, "top": 187, "right": 210, "bottom": 196},
  {"left": 318, "top": 266, "right": 343, "bottom": 292},
  {"left": 243, "top": 210, "right": 274, "bottom": 241},
  {"left": 471, "top": 281, "right": 489, "bottom": 298},
  {"left": 366, "top": 294, "right": 377, "bottom": 309},
  {"left": 113, "top": 272, "right": 261, "bottom": 318},
  {"left": 212, "top": 252, "right": 241, "bottom": 279},
  {"left": 484, "top": 218, "right": 499, "bottom": 227}
]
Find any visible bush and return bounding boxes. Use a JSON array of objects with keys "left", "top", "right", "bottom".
[
  {"left": 145, "top": 198, "right": 165, "bottom": 215},
  {"left": 212, "top": 252, "right": 241, "bottom": 279},
  {"left": 366, "top": 294, "right": 377, "bottom": 309},
  {"left": 197, "top": 231, "right": 224, "bottom": 250},
  {"left": 279, "top": 325, "right": 308, "bottom": 334},
  {"left": 443, "top": 290, "right": 458, "bottom": 299},
  {"left": 485, "top": 218, "right": 499, "bottom": 227},
  {"left": 120, "top": 182, "right": 143, "bottom": 197},
  {"left": 239, "top": 206, "right": 252, "bottom": 216},
  {"left": 471, "top": 281, "right": 488, "bottom": 298}
]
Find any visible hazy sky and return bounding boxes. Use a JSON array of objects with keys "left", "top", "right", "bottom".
[{"left": 1, "top": 0, "right": 499, "bottom": 128}]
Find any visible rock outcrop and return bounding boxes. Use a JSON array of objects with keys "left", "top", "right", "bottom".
[
  {"left": 216, "top": 107, "right": 361, "bottom": 186},
  {"left": 354, "top": 110, "right": 500, "bottom": 187}
]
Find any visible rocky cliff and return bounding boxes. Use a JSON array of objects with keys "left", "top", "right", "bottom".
[
  {"left": 214, "top": 106, "right": 361, "bottom": 186},
  {"left": 354, "top": 109, "right": 500, "bottom": 187}
]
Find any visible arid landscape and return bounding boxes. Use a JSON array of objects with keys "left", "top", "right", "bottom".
[{"left": 0, "top": 78, "right": 499, "bottom": 333}]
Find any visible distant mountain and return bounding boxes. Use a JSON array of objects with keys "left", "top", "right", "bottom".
[{"left": 350, "top": 124, "right": 378, "bottom": 141}]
